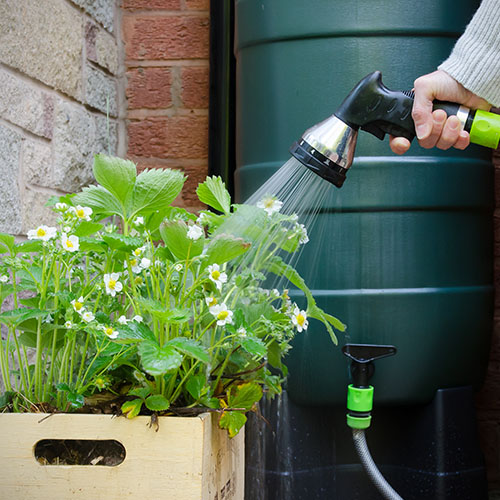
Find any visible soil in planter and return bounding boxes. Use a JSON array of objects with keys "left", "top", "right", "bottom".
[{"left": 35, "top": 439, "right": 126, "bottom": 466}]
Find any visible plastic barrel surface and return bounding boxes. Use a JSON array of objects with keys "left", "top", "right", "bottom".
[{"left": 234, "top": 0, "right": 492, "bottom": 405}]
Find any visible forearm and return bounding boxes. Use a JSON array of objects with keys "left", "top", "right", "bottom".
[{"left": 438, "top": 0, "right": 500, "bottom": 107}]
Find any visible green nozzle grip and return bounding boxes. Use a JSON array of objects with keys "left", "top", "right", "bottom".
[
  {"left": 347, "top": 414, "right": 372, "bottom": 429},
  {"left": 347, "top": 384, "right": 374, "bottom": 412},
  {"left": 470, "top": 110, "right": 500, "bottom": 149}
]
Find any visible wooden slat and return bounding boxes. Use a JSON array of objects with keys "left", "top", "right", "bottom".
[{"left": 0, "top": 412, "right": 244, "bottom": 500}]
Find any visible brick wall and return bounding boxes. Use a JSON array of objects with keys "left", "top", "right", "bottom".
[
  {"left": 0, "top": 0, "right": 123, "bottom": 236},
  {"left": 122, "top": 0, "right": 210, "bottom": 212}
]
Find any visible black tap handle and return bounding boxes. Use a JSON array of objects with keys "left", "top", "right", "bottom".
[
  {"left": 335, "top": 71, "right": 472, "bottom": 142},
  {"left": 342, "top": 344, "right": 397, "bottom": 364}
]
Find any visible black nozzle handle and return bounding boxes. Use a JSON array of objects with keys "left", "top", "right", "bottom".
[{"left": 335, "top": 71, "right": 473, "bottom": 142}]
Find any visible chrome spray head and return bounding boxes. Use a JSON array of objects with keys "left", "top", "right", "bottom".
[
  {"left": 290, "top": 71, "right": 418, "bottom": 188},
  {"left": 290, "top": 115, "right": 358, "bottom": 188}
]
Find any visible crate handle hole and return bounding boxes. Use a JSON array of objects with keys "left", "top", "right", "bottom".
[{"left": 34, "top": 439, "right": 126, "bottom": 466}]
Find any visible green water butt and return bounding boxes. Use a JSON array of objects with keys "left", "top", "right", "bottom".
[{"left": 234, "top": 0, "right": 491, "bottom": 406}]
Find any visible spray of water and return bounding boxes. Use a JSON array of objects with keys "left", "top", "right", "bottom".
[{"left": 217, "top": 157, "right": 336, "bottom": 301}]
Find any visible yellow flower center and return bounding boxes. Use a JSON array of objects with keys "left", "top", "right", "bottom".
[
  {"left": 208, "top": 297, "right": 217, "bottom": 306},
  {"left": 74, "top": 301, "right": 83, "bottom": 311},
  {"left": 108, "top": 279, "right": 117, "bottom": 289},
  {"left": 296, "top": 314, "right": 305, "bottom": 326},
  {"left": 76, "top": 209, "right": 85, "bottom": 218},
  {"left": 66, "top": 240, "right": 74, "bottom": 248},
  {"left": 134, "top": 249, "right": 142, "bottom": 256},
  {"left": 264, "top": 199, "right": 274, "bottom": 208},
  {"left": 211, "top": 270, "right": 221, "bottom": 280},
  {"left": 105, "top": 327, "right": 114, "bottom": 336},
  {"left": 36, "top": 228, "right": 46, "bottom": 237},
  {"left": 217, "top": 310, "right": 229, "bottom": 321},
  {"left": 130, "top": 258, "right": 137, "bottom": 266}
]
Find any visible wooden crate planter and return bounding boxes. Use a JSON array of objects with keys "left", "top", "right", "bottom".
[{"left": 0, "top": 412, "right": 244, "bottom": 499}]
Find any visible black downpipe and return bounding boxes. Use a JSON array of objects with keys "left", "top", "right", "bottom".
[{"left": 208, "top": 0, "right": 236, "bottom": 197}]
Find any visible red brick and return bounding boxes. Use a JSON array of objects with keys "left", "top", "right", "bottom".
[
  {"left": 185, "top": 0, "right": 209, "bottom": 10},
  {"left": 181, "top": 66, "right": 209, "bottom": 109},
  {"left": 126, "top": 67, "right": 172, "bottom": 109},
  {"left": 123, "top": 14, "right": 209, "bottom": 60},
  {"left": 128, "top": 116, "right": 208, "bottom": 159},
  {"left": 122, "top": 0, "right": 181, "bottom": 10}
]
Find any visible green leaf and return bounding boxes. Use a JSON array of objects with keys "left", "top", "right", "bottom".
[
  {"left": 128, "top": 387, "right": 151, "bottom": 400},
  {"left": 56, "top": 383, "right": 84, "bottom": 409},
  {"left": 136, "top": 297, "right": 192, "bottom": 324},
  {"left": 167, "top": 337, "right": 210, "bottom": 364},
  {"left": 0, "top": 391, "right": 15, "bottom": 409},
  {"left": 267, "top": 340, "right": 284, "bottom": 372},
  {"left": 227, "top": 382, "right": 263, "bottom": 410},
  {"left": 204, "top": 234, "right": 250, "bottom": 266},
  {"left": 0, "top": 308, "right": 45, "bottom": 326},
  {"left": 73, "top": 221, "right": 104, "bottom": 237},
  {"left": 239, "top": 335, "right": 267, "bottom": 358},
  {"left": 102, "top": 233, "right": 143, "bottom": 252},
  {"left": 73, "top": 185, "right": 124, "bottom": 218},
  {"left": 0, "top": 233, "right": 15, "bottom": 254},
  {"left": 219, "top": 411, "right": 247, "bottom": 438},
  {"left": 186, "top": 373, "right": 206, "bottom": 400},
  {"left": 114, "top": 322, "right": 156, "bottom": 344},
  {"left": 93, "top": 154, "right": 137, "bottom": 204},
  {"left": 139, "top": 341, "right": 183, "bottom": 376},
  {"left": 159, "top": 220, "right": 204, "bottom": 260},
  {"left": 196, "top": 176, "right": 231, "bottom": 214},
  {"left": 14, "top": 240, "right": 43, "bottom": 255},
  {"left": 121, "top": 399, "right": 143, "bottom": 419},
  {"left": 78, "top": 237, "right": 107, "bottom": 253},
  {"left": 130, "top": 168, "right": 185, "bottom": 216},
  {"left": 145, "top": 394, "right": 170, "bottom": 411}
]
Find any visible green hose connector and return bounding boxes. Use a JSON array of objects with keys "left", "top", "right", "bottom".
[
  {"left": 347, "top": 384, "right": 374, "bottom": 430},
  {"left": 470, "top": 110, "right": 500, "bottom": 149}
]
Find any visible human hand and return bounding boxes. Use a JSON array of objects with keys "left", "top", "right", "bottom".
[{"left": 389, "top": 70, "right": 491, "bottom": 154}]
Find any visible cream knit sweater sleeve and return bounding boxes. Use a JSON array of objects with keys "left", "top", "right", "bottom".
[{"left": 438, "top": 0, "right": 500, "bottom": 107}]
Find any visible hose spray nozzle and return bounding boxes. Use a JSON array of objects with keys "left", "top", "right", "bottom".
[{"left": 290, "top": 70, "right": 500, "bottom": 187}]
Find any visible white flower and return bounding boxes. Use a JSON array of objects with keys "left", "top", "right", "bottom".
[
  {"left": 132, "top": 315, "right": 143, "bottom": 323},
  {"left": 117, "top": 315, "right": 128, "bottom": 325},
  {"left": 27, "top": 225, "right": 57, "bottom": 241},
  {"left": 102, "top": 325, "right": 119, "bottom": 339},
  {"left": 237, "top": 327, "right": 247, "bottom": 337},
  {"left": 71, "top": 297, "right": 85, "bottom": 314},
  {"left": 71, "top": 205, "right": 92, "bottom": 221},
  {"left": 205, "top": 296, "right": 218, "bottom": 307},
  {"left": 81, "top": 311, "right": 95, "bottom": 323},
  {"left": 291, "top": 306, "right": 308, "bottom": 333},
  {"left": 174, "top": 263, "right": 183, "bottom": 272},
  {"left": 61, "top": 233, "right": 80, "bottom": 252},
  {"left": 133, "top": 246, "right": 145, "bottom": 257},
  {"left": 207, "top": 264, "right": 227, "bottom": 291},
  {"left": 140, "top": 258, "right": 151, "bottom": 270},
  {"left": 104, "top": 272, "right": 123, "bottom": 297},
  {"left": 187, "top": 225, "right": 203, "bottom": 240},
  {"left": 196, "top": 213, "right": 209, "bottom": 225},
  {"left": 130, "top": 257, "right": 142, "bottom": 274},
  {"left": 133, "top": 216, "right": 144, "bottom": 226},
  {"left": 257, "top": 196, "right": 283, "bottom": 216},
  {"left": 55, "top": 202, "right": 68, "bottom": 211},
  {"left": 295, "top": 223, "right": 309, "bottom": 245},
  {"left": 64, "top": 321, "right": 73, "bottom": 329},
  {"left": 209, "top": 303, "right": 233, "bottom": 326},
  {"left": 0, "top": 275, "right": 9, "bottom": 283},
  {"left": 271, "top": 289, "right": 280, "bottom": 298}
]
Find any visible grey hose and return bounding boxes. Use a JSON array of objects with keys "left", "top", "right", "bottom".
[{"left": 352, "top": 428, "right": 404, "bottom": 500}]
